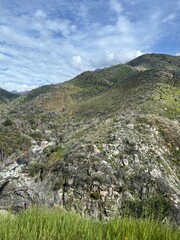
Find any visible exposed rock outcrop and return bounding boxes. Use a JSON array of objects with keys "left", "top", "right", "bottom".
[{"left": 0, "top": 113, "right": 179, "bottom": 225}]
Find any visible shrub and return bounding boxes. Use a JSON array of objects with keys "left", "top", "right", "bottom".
[
  {"left": 28, "top": 161, "right": 47, "bottom": 178},
  {"left": 122, "top": 194, "right": 171, "bottom": 220},
  {"left": 3, "top": 118, "right": 13, "bottom": 126}
]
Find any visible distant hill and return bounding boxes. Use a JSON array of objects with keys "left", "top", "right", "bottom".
[
  {"left": 11, "top": 90, "right": 29, "bottom": 95},
  {"left": 0, "top": 87, "right": 20, "bottom": 103}
]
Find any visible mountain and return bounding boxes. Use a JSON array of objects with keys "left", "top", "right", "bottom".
[
  {"left": 0, "top": 53, "right": 179, "bottom": 225},
  {"left": 11, "top": 90, "right": 29, "bottom": 95},
  {"left": 0, "top": 87, "right": 20, "bottom": 103}
]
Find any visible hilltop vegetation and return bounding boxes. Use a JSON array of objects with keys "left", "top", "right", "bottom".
[
  {"left": 128, "top": 53, "right": 180, "bottom": 71},
  {"left": 0, "top": 54, "right": 179, "bottom": 227}
]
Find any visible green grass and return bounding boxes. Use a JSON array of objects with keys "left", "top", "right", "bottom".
[{"left": 0, "top": 207, "right": 179, "bottom": 240}]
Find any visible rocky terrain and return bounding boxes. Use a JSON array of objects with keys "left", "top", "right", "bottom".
[{"left": 0, "top": 53, "right": 179, "bottom": 225}]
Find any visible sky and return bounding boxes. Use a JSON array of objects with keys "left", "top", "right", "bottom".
[{"left": 0, "top": 0, "right": 180, "bottom": 92}]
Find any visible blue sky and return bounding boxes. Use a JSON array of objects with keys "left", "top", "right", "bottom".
[{"left": 0, "top": 0, "right": 180, "bottom": 91}]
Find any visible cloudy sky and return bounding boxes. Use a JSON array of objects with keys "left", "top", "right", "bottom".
[{"left": 0, "top": 0, "right": 180, "bottom": 91}]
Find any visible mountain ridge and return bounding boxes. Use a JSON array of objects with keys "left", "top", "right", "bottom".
[{"left": 11, "top": 53, "right": 180, "bottom": 115}]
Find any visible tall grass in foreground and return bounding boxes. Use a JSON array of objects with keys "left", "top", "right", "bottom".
[{"left": 0, "top": 207, "right": 179, "bottom": 240}]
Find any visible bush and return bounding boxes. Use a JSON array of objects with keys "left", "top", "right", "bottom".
[
  {"left": 30, "top": 131, "right": 43, "bottom": 141},
  {"left": 122, "top": 194, "right": 171, "bottom": 220},
  {"left": 90, "top": 191, "right": 100, "bottom": 200},
  {"left": 28, "top": 161, "right": 47, "bottom": 177},
  {"left": 3, "top": 118, "right": 13, "bottom": 126}
]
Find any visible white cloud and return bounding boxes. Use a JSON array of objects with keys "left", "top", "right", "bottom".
[
  {"left": 72, "top": 56, "right": 83, "bottom": 68},
  {"left": 89, "top": 49, "right": 143, "bottom": 67},
  {"left": 162, "top": 13, "right": 176, "bottom": 23},
  {"left": 110, "top": 0, "right": 123, "bottom": 15},
  {"left": 0, "top": 53, "right": 10, "bottom": 61},
  {"left": 34, "top": 9, "right": 47, "bottom": 19},
  {"left": 176, "top": 53, "right": 180, "bottom": 56},
  {"left": 77, "top": 4, "right": 90, "bottom": 24}
]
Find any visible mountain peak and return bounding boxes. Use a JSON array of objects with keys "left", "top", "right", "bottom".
[{"left": 127, "top": 53, "right": 180, "bottom": 71}]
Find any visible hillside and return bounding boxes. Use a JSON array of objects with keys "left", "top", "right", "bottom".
[
  {"left": 0, "top": 53, "right": 179, "bottom": 225},
  {"left": 13, "top": 64, "right": 135, "bottom": 112},
  {"left": 0, "top": 88, "right": 20, "bottom": 103}
]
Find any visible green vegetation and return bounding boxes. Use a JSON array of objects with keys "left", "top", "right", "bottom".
[
  {"left": 28, "top": 161, "right": 47, "bottom": 178},
  {"left": 3, "top": 118, "right": 13, "bottom": 126},
  {"left": 123, "top": 194, "right": 171, "bottom": 221},
  {"left": 0, "top": 125, "right": 31, "bottom": 159},
  {"left": 0, "top": 207, "right": 179, "bottom": 240},
  {"left": 22, "top": 85, "right": 54, "bottom": 102},
  {"left": 90, "top": 191, "right": 100, "bottom": 200},
  {"left": 47, "top": 145, "right": 66, "bottom": 162},
  {"left": 71, "top": 65, "right": 134, "bottom": 88},
  {"left": 30, "top": 130, "right": 43, "bottom": 142}
]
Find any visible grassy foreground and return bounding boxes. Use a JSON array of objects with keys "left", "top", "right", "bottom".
[{"left": 0, "top": 207, "right": 179, "bottom": 240}]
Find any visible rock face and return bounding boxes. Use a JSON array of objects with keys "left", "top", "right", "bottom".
[{"left": 0, "top": 113, "right": 179, "bottom": 225}]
